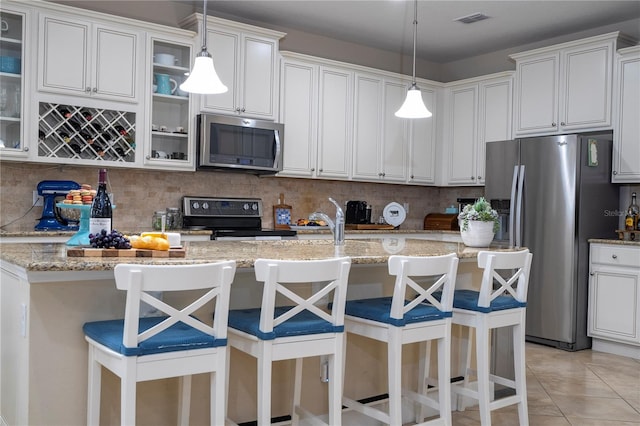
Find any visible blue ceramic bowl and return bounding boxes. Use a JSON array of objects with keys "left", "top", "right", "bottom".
[{"left": 0, "top": 56, "right": 21, "bottom": 74}]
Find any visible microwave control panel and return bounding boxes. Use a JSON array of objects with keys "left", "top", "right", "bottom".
[{"left": 182, "top": 196, "right": 262, "bottom": 218}]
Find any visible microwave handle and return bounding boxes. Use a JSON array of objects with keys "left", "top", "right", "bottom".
[{"left": 273, "top": 130, "right": 282, "bottom": 169}]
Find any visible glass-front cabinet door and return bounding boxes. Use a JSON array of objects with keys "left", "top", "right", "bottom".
[
  {"left": 0, "top": 6, "right": 28, "bottom": 158},
  {"left": 146, "top": 35, "right": 194, "bottom": 170}
]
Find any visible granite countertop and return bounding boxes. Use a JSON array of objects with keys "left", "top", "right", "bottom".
[
  {"left": 0, "top": 238, "right": 518, "bottom": 272},
  {"left": 588, "top": 238, "right": 640, "bottom": 247}
]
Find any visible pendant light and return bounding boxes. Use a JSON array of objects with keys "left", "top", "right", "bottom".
[
  {"left": 395, "top": 0, "right": 432, "bottom": 118},
  {"left": 179, "top": 0, "right": 228, "bottom": 94}
]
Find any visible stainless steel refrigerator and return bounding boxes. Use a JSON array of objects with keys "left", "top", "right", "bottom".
[{"left": 485, "top": 132, "right": 619, "bottom": 351}]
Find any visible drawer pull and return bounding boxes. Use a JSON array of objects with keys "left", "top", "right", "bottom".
[{"left": 611, "top": 254, "right": 617, "bottom": 259}]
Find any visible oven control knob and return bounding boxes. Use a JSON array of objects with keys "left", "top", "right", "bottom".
[
  {"left": 251, "top": 203, "right": 258, "bottom": 211},
  {"left": 243, "top": 203, "right": 250, "bottom": 210},
  {"left": 202, "top": 202, "right": 209, "bottom": 210},
  {"left": 192, "top": 202, "right": 200, "bottom": 209}
]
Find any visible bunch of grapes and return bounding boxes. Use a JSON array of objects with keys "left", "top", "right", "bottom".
[{"left": 89, "top": 229, "right": 131, "bottom": 249}]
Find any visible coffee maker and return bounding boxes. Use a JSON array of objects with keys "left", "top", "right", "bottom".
[
  {"left": 345, "top": 201, "right": 370, "bottom": 224},
  {"left": 35, "top": 180, "right": 81, "bottom": 230}
]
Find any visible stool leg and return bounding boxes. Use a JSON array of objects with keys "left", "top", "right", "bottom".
[
  {"left": 213, "top": 349, "right": 228, "bottom": 426},
  {"left": 257, "top": 343, "right": 273, "bottom": 426},
  {"left": 513, "top": 314, "right": 529, "bottom": 425},
  {"left": 476, "top": 320, "right": 492, "bottom": 426},
  {"left": 87, "top": 345, "right": 101, "bottom": 426},
  {"left": 292, "top": 358, "right": 303, "bottom": 426},
  {"left": 437, "top": 330, "right": 452, "bottom": 425},
  {"left": 457, "top": 325, "right": 473, "bottom": 412},
  {"left": 178, "top": 375, "right": 192, "bottom": 426},
  {"left": 121, "top": 358, "right": 137, "bottom": 426},
  {"left": 388, "top": 327, "right": 403, "bottom": 426},
  {"left": 328, "top": 334, "right": 345, "bottom": 426},
  {"left": 415, "top": 341, "right": 431, "bottom": 423}
]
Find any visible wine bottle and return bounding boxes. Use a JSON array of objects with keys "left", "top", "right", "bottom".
[
  {"left": 89, "top": 168, "right": 112, "bottom": 235},
  {"left": 625, "top": 192, "right": 639, "bottom": 231},
  {"left": 58, "top": 107, "right": 72, "bottom": 119},
  {"left": 114, "top": 125, "right": 128, "bottom": 136},
  {"left": 58, "top": 131, "right": 72, "bottom": 144},
  {"left": 81, "top": 109, "right": 93, "bottom": 121},
  {"left": 79, "top": 131, "right": 95, "bottom": 144}
]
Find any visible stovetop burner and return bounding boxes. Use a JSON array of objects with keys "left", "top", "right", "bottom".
[{"left": 182, "top": 196, "right": 297, "bottom": 239}]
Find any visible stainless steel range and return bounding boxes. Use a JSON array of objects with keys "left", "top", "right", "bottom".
[{"left": 182, "top": 196, "right": 297, "bottom": 240}]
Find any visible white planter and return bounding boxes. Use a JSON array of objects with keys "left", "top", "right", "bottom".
[{"left": 460, "top": 220, "right": 495, "bottom": 247}]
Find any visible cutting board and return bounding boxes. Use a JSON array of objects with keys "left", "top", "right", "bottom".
[
  {"left": 67, "top": 248, "right": 186, "bottom": 258},
  {"left": 273, "top": 193, "right": 292, "bottom": 229},
  {"left": 345, "top": 224, "right": 396, "bottom": 230}
]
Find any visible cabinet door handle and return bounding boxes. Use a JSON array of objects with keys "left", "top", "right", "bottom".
[
  {"left": 311, "top": 168, "right": 315, "bottom": 172},
  {"left": 612, "top": 254, "right": 618, "bottom": 259},
  {"left": 24, "top": 146, "right": 29, "bottom": 152},
  {"left": 471, "top": 176, "right": 475, "bottom": 180},
  {"left": 552, "top": 122, "right": 557, "bottom": 127},
  {"left": 477, "top": 176, "right": 482, "bottom": 180},
  {"left": 85, "top": 87, "right": 92, "bottom": 92},
  {"left": 235, "top": 107, "right": 241, "bottom": 112},
  {"left": 560, "top": 121, "right": 566, "bottom": 126},
  {"left": 613, "top": 171, "right": 618, "bottom": 175},
  {"left": 590, "top": 272, "right": 594, "bottom": 276},
  {"left": 92, "top": 87, "right": 98, "bottom": 93},
  {"left": 241, "top": 107, "right": 246, "bottom": 112}
]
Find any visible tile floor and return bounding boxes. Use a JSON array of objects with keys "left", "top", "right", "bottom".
[
  {"left": 450, "top": 342, "right": 640, "bottom": 425},
  {"left": 335, "top": 342, "right": 640, "bottom": 426}
]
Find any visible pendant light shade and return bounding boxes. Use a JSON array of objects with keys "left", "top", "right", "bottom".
[
  {"left": 395, "top": 0, "right": 431, "bottom": 119},
  {"left": 179, "top": 0, "right": 228, "bottom": 95}
]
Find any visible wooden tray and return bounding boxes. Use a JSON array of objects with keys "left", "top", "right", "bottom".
[
  {"left": 67, "top": 248, "right": 186, "bottom": 258},
  {"left": 345, "top": 224, "right": 396, "bottom": 230}
]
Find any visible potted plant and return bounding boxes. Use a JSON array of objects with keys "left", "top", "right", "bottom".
[{"left": 457, "top": 197, "right": 500, "bottom": 247}]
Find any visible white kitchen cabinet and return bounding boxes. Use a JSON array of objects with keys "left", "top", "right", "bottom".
[
  {"left": 278, "top": 53, "right": 352, "bottom": 180},
  {"left": 144, "top": 32, "right": 196, "bottom": 171},
  {"left": 511, "top": 32, "right": 633, "bottom": 137},
  {"left": 181, "top": 14, "right": 285, "bottom": 121},
  {"left": 588, "top": 243, "right": 640, "bottom": 356},
  {"left": 441, "top": 73, "right": 513, "bottom": 186},
  {"left": 352, "top": 73, "right": 410, "bottom": 183},
  {"left": 352, "top": 72, "right": 383, "bottom": 181},
  {"left": 407, "top": 86, "right": 437, "bottom": 185},
  {"left": 38, "top": 12, "right": 142, "bottom": 103},
  {"left": 612, "top": 46, "right": 640, "bottom": 183},
  {"left": 0, "top": 3, "right": 32, "bottom": 160}
]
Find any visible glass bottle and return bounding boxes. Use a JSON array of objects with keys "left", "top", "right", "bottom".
[
  {"left": 89, "top": 169, "right": 112, "bottom": 235},
  {"left": 625, "top": 192, "right": 639, "bottom": 231}
]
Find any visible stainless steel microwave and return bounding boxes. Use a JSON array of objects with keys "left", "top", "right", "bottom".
[{"left": 196, "top": 114, "right": 284, "bottom": 174}]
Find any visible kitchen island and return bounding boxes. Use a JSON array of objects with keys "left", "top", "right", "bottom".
[{"left": 0, "top": 238, "right": 517, "bottom": 425}]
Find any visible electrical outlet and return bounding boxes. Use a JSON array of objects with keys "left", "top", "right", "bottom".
[{"left": 32, "top": 190, "right": 43, "bottom": 207}]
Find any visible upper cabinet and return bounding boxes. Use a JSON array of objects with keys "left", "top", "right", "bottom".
[
  {"left": 511, "top": 32, "right": 634, "bottom": 137},
  {"left": 407, "top": 85, "right": 438, "bottom": 185},
  {"left": 145, "top": 32, "right": 196, "bottom": 170},
  {"left": 440, "top": 73, "right": 513, "bottom": 186},
  {"left": 279, "top": 52, "right": 353, "bottom": 180},
  {"left": 0, "top": 3, "right": 31, "bottom": 159},
  {"left": 612, "top": 46, "right": 640, "bottom": 183},
  {"left": 38, "top": 13, "right": 143, "bottom": 103},
  {"left": 180, "top": 14, "right": 285, "bottom": 121}
]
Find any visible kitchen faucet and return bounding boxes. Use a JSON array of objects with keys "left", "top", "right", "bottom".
[{"left": 309, "top": 197, "right": 345, "bottom": 246}]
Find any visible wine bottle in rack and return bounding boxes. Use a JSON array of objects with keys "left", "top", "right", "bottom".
[
  {"left": 81, "top": 109, "right": 93, "bottom": 121},
  {"left": 79, "top": 131, "right": 95, "bottom": 145},
  {"left": 89, "top": 168, "right": 112, "bottom": 235},
  {"left": 58, "top": 130, "right": 72, "bottom": 143},
  {"left": 58, "top": 107, "right": 73, "bottom": 119},
  {"left": 114, "top": 125, "right": 129, "bottom": 136}
]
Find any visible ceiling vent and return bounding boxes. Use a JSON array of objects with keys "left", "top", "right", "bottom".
[{"left": 453, "top": 13, "right": 490, "bottom": 24}]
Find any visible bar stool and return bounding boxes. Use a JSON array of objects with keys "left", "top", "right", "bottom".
[
  {"left": 82, "top": 261, "right": 236, "bottom": 426},
  {"left": 227, "top": 257, "right": 352, "bottom": 425},
  {"left": 451, "top": 250, "right": 532, "bottom": 425},
  {"left": 341, "top": 253, "right": 459, "bottom": 425}
]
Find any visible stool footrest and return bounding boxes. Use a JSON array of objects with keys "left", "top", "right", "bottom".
[
  {"left": 404, "top": 388, "right": 440, "bottom": 411},
  {"left": 342, "top": 396, "right": 391, "bottom": 424},
  {"left": 294, "top": 405, "right": 328, "bottom": 426},
  {"left": 490, "top": 394, "right": 523, "bottom": 411}
]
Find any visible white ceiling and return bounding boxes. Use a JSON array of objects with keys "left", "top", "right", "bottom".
[{"left": 192, "top": 0, "right": 640, "bottom": 63}]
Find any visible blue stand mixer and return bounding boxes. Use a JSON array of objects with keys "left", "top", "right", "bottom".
[{"left": 35, "top": 180, "right": 81, "bottom": 231}]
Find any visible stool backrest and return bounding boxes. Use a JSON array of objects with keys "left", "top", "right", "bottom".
[
  {"left": 114, "top": 261, "right": 236, "bottom": 349},
  {"left": 388, "top": 253, "right": 459, "bottom": 320},
  {"left": 477, "top": 250, "right": 533, "bottom": 308},
  {"left": 254, "top": 257, "right": 352, "bottom": 334}
]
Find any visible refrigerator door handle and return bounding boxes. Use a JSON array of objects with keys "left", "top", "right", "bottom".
[
  {"left": 509, "top": 165, "right": 519, "bottom": 247},
  {"left": 515, "top": 165, "right": 525, "bottom": 247}
]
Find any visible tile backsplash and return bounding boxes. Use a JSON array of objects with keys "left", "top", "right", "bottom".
[{"left": 0, "top": 163, "right": 482, "bottom": 232}]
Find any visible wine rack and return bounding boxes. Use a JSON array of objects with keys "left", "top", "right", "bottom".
[{"left": 38, "top": 102, "right": 136, "bottom": 162}]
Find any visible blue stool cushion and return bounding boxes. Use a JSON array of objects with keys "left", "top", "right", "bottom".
[
  {"left": 344, "top": 297, "right": 451, "bottom": 327},
  {"left": 452, "top": 289, "right": 526, "bottom": 313},
  {"left": 83, "top": 316, "right": 226, "bottom": 357},
  {"left": 228, "top": 306, "right": 343, "bottom": 340}
]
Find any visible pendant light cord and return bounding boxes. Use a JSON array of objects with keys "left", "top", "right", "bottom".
[
  {"left": 411, "top": 0, "right": 417, "bottom": 85},
  {"left": 201, "top": 0, "right": 208, "bottom": 52}
]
